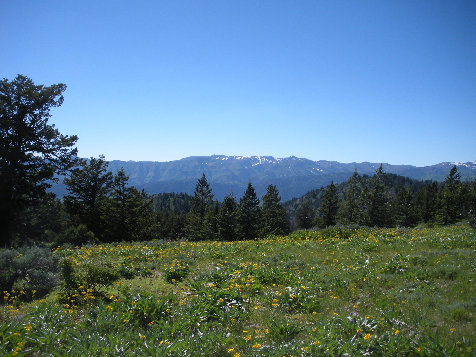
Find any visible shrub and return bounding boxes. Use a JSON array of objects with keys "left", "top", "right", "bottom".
[
  {"left": 58, "top": 224, "right": 96, "bottom": 246},
  {"left": 0, "top": 246, "right": 59, "bottom": 301}
]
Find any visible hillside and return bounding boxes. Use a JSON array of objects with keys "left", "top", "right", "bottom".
[{"left": 105, "top": 156, "right": 476, "bottom": 201}]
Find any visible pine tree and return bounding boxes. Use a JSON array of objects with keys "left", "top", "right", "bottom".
[
  {"left": 261, "top": 185, "right": 288, "bottom": 236},
  {"left": 0, "top": 75, "right": 78, "bottom": 245},
  {"left": 218, "top": 194, "right": 239, "bottom": 241},
  {"left": 393, "top": 186, "right": 418, "bottom": 227},
  {"left": 186, "top": 174, "right": 213, "bottom": 240},
  {"left": 368, "top": 165, "right": 390, "bottom": 227},
  {"left": 420, "top": 181, "right": 438, "bottom": 223},
  {"left": 296, "top": 201, "right": 316, "bottom": 229},
  {"left": 237, "top": 182, "right": 261, "bottom": 239},
  {"left": 319, "top": 181, "right": 339, "bottom": 227},
  {"left": 203, "top": 202, "right": 220, "bottom": 241},
  {"left": 436, "top": 166, "right": 462, "bottom": 224},
  {"left": 64, "top": 155, "right": 113, "bottom": 239},
  {"left": 337, "top": 171, "right": 363, "bottom": 225},
  {"left": 102, "top": 169, "right": 156, "bottom": 242}
]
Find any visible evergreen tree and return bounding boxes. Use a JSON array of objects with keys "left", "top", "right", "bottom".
[
  {"left": 368, "top": 165, "right": 391, "bottom": 227},
  {"left": 203, "top": 202, "right": 220, "bottom": 241},
  {"left": 237, "top": 182, "right": 261, "bottom": 239},
  {"left": 420, "top": 181, "right": 438, "bottom": 223},
  {"left": 102, "top": 169, "right": 156, "bottom": 242},
  {"left": 63, "top": 155, "right": 113, "bottom": 239},
  {"left": 296, "top": 201, "right": 316, "bottom": 229},
  {"left": 393, "top": 186, "right": 418, "bottom": 227},
  {"left": 319, "top": 181, "right": 339, "bottom": 227},
  {"left": 261, "top": 185, "right": 289, "bottom": 236},
  {"left": 0, "top": 75, "right": 78, "bottom": 246},
  {"left": 186, "top": 174, "right": 213, "bottom": 240},
  {"left": 218, "top": 194, "right": 239, "bottom": 241},
  {"left": 436, "top": 166, "right": 462, "bottom": 224},
  {"left": 468, "top": 180, "right": 476, "bottom": 229},
  {"left": 337, "top": 171, "right": 363, "bottom": 225}
]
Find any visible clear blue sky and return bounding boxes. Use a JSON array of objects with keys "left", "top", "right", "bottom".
[{"left": 1, "top": 0, "right": 475, "bottom": 166}]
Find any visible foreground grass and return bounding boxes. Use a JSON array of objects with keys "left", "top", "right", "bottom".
[{"left": 1, "top": 224, "right": 475, "bottom": 356}]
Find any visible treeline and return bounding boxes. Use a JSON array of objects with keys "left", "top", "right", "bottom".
[
  {"left": 290, "top": 165, "right": 476, "bottom": 230},
  {"left": 1, "top": 75, "right": 475, "bottom": 247}
]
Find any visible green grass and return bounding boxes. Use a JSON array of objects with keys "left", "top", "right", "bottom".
[{"left": 1, "top": 224, "right": 475, "bottom": 356}]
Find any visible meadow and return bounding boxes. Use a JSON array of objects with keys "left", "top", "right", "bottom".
[{"left": 1, "top": 224, "right": 475, "bottom": 356}]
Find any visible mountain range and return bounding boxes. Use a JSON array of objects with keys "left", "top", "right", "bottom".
[{"left": 101, "top": 155, "right": 476, "bottom": 201}]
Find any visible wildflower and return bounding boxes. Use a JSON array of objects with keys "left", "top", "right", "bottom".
[
  {"left": 245, "top": 335, "right": 252, "bottom": 341},
  {"left": 364, "top": 333, "right": 371, "bottom": 340},
  {"left": 234, "top": 353, "right": 241, "bottom": 357},
  {"left": 139, "top": 334, "right": 145, "bottom": 339},
  {"left": 394, "top": 329, "right": 400, "bottom": 335},
  {"left": 252, "top": 343, "right": 262, "bottom": 348},
  {"left": 227, "top": 348, "right": 234, "bottom": 352},
  {"left": 106, "top": 305, "right": 113, "bottom": 311},
  {"left": 25, "top": 324, "right": 31, "bottom": 331}
]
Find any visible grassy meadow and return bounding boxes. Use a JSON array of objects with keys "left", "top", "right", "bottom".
[{"left": 1, "top": 224, "right": 475, "bottom": 356}]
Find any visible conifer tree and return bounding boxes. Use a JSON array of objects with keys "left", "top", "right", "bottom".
[
  {"left": 420, "top": 181, "right": 438, "bottom": 223},
  {"left": 1, "top": 75, "right": 78, "bottom": 245},
  {"left": 337, "top": 171, "right": 363, "bottom": 225},
  {"left": 296, "top": 201, "right": 316, "bottom": 229},
  {"left": 186, "top": 174, "right": 213, "bottom": 240},
  {"left": 203, "top": 202, "right": 220, "bottom": 241},
  {"left": 319, "top": 181, "right": 339, "bottom": 227},
  {"left": 64, "top": 155, "right": 113, "bottom": 239},
  {"left": 436, "top": 166, "right": 462, "bottom": 224},
  {"left": 261, "top": 185, "right": 288, "bottom": 236},
  {"left": 102, "top": 169, "right": 156, "bottom": 242},
  {"left": 368, "top": 165, "right": 391, "bottom": 227},
  {"left": 218, "top": 194, "right": 239, "bottom": 241},
  {"left": 237, "top": 182, "right": 261, "bottom": 239},
  {"left": 393, "top": 186, "right": 418, "bottom": 227}
]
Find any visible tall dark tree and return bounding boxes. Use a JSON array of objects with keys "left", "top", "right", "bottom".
[
  {"left": 436, "top": 166, "right": 462, "bottom": 224},
  {"left": 0, "top": 75, "right": 78, "bottom": 246},
  {"left": 319, "top": 181, "right": 339, "bottom": 227},
  {"left": 393, "top": 186, "right": 418, "bottom": 227},
  {"left": 203, "top": 202, "right": 220, "bottom": 241},
  {"left": 337, "top": 171, "right": 363, "bottom": 225},
  {"left": 218, "top": 194, "right": 239, "bottom": 241},
  {"left": 186, "top": 174, "right": 213, "bottom": 240},
  {"left": 63, "top": 155, "right": 113, "bottom": 239},
  {"left": 296, "top": 201, "right": 316, "bottom": 229},
  {"left": 102, "top": 169, "right": 157, "bottom": 242},
  {"left": 420, "top": 181, "right": 438, "bottom": 223},
  {"left": 368, "top": 165, "right": 391, "bottom": 227},
  {"left": 261, "top": 185, "right": 288, "bottom": 236},
  {"left": 468, "top": 180, "right": 476, "bottom": 229},
  {"left": 238, "top": 182, "right": 261, "bottom": 239}
]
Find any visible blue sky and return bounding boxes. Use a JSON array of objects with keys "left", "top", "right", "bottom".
[{"left": 1, "top": 0, "right": 475, "bottom": 166}]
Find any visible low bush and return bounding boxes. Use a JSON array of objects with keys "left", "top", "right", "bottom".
[{"left": 0, "top": 246, "right": 59, "bottom": 301}]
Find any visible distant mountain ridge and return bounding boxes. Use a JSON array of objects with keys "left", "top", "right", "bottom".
[{"left": 103, "top": 155, "right": 476, "bottom": 201}]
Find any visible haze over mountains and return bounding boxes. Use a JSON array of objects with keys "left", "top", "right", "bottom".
[{"left": 104, "top": 155, "right": 476, "bottom": 201}]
